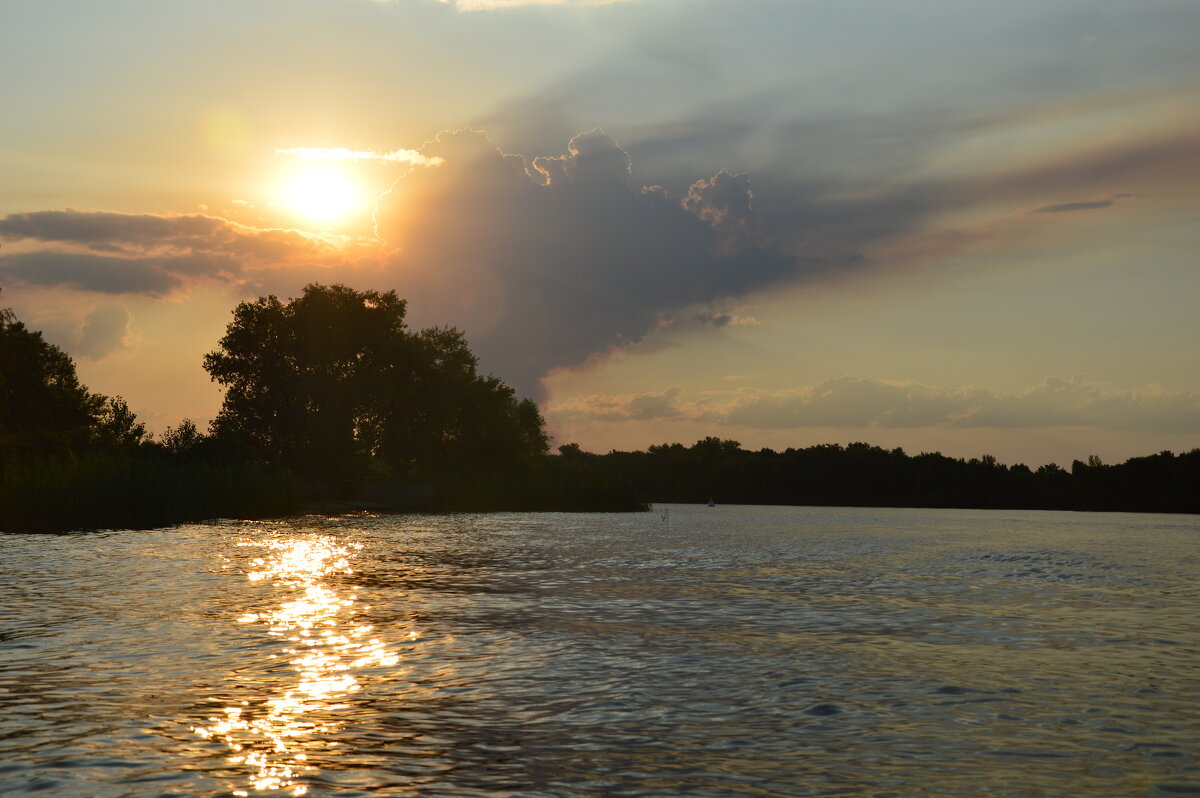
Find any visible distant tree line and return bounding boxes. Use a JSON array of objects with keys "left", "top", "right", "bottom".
[
  {"left": 3, "top": 284, "right": 1196, "bottom": 531},
  {"left": 562, "top": 438, "right": 1200, "bottom": 514}
]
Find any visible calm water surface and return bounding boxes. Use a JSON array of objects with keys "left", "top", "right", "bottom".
[{"left": 1, "top": 506, "right": 1197, "bottom": 796}]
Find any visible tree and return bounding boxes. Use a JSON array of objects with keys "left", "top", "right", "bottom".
[
  {"left": 0, "top": 303, "right": 102, "bottom": 466},
  {"left": 558, "top": 442, "right": 588, "bottom": 458},
  {"left": 204, "top": 283, "right": 410, "bottom": 476},
  {"left": 92, "top": 396, "right": 148, "bottom": 451},
  {"left": 203, "top": 283, "right": 548, "bottom": 479},
  {"left": 0, "top": 294, "right": 149, "bottom": 468},
  {"left": 158, "top": 418, "right": 204, "bottom": 455}
]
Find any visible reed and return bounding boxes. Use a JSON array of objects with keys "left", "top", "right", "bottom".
[{"left": 0, "top": 453, "right": 302, "bottom": 533}]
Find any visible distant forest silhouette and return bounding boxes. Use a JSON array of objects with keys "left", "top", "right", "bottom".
[
  {"left": 568, "top": 439, "right": 1199, "bottom": 515},
  {"left": 1, "top": 284, "right": 1196, "bottom": 532}
]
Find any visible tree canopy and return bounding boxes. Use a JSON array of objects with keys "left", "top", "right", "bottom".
[
  {"left": 203, "top": 283, "right": 548, "bottom": 479},
  {"left": 0, "top": 295, "right": 145, "bottom": 468},
  {"left": 1, "top": 306, "right": 98, "bottom": 465}
]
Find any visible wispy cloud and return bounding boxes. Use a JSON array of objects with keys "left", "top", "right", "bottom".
[
  {"left": 0, "top": 210, "right": 334, "bottom": 258},
  {"left": 0, "top": 210, "right": 344, "bottom": 296},
  {"left": 275, "top": 147, "right": 443, "bottom": 166},
  {"left": 550, "top": 376, "right": 1200, "bottom": 435},
  {"left": 438, "top": 0, "right": 634, "bottom": 11},
  {"left": 552, "top": 387, "right": 684, "bottom": 421},
  {"left": 1033, "top": 199, "right": 1115, "bottom": 214}
]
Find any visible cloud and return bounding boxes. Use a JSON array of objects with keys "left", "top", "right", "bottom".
[
  {"left": 549, "top": 376, "right": 1200, "bottom": 434},
  {"left": 690, "top": 309, "right": 760, "bottom": 328},
  {"left": 695, "top": 311, "right": 732, "bottom": 327},
  {"left": 682, "top": 169, "right": 757, "bottom": 249},
  {"left": 441, "top": 0, "right": 561, "bottom": 9},
  {"left": 1033, "top": 199, "right": 1115, "bottom": 214},
  {"left": 748, "top": 128, "right": 1200, "bottom": 267},
  {"left": 8, "top": 110, "right": 1193, "bottom": 402},
  {"left": 552, "top": 387, "right": 685, "bottom": 422},
  {"left": 77, "top": 303, "right": 133, "bottom": 359},
  {"left": 963, "top": 130, "right": 1200, "bottom": 208},
  {"left": 0, "top": 210, "right": 334, "bottom": 261},
  {"left": 530, "top": 127, "right": 632, "bottom": 186},
  {"left": 0, "top": 250, "right": 190, "bottom": 296},
  {"left": 0, "top": 134, "right": 800, "bottom": 398},
  {"left": 608, "top": 90, "right": 1200, "bottom": 271},
  {"left": 439, "top": 0, "right": 633, "bottom": 10},
  {"left": 0, "top": 210, "right": 227, "bottom": 252},
  {"left": 708, "top": 377, "right": 988, "bottom": 429},
  {"left": 373, "top": 128, "right": 799, "bottom": 398},
  {"left": 275, "top": 147, "right": 443, "bottom": 167},
  {"left": 37, "top": 303, "right": 133, "bottom": 360},
  {"left": 0, "top": 210, "right": 343, "bottom": 296}
]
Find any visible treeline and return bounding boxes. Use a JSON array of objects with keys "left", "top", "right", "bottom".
[
  {"left": 5, "top": 283, "right": 1195, "bottom": 531},
  {"left": 563, "top": 438, "right": 1200, "bottom": 514},
  {"left": 1, "top": 299, "right": 301, "bottom": 532},
  {"left": 1, "top": 284, "right": 643, "bottom": 533}
]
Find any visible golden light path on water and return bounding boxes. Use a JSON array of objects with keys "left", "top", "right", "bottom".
[{"left": 191, "top": 532, "right": 401, "bottom": 796}]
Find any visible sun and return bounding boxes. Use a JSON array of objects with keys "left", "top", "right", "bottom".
[{"left": 282, "top": 167, "right": 362, "bottom": 225}]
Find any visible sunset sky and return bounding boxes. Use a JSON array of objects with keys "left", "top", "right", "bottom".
[{"left": 3, "top": 0, "right": 1198, "bottom": 467}]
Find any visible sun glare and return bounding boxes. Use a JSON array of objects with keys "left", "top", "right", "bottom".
[{"left": 283, "top": 168, "right": 361, "bottom": 225}]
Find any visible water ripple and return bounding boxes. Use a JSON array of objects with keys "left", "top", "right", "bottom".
[{"left": 1, "top": 506, "right": 1197, "bottom": 795}]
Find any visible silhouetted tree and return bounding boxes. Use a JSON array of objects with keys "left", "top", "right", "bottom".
[
  {"left": 158, "top": 418, "right": 205, "bottom": 456},
  {"left": 0, "top": 301, "right": 103, "bottom": 465},
  {"left": 92, "top": 396, "right": 149, "bottom": 451},
  {"left": 558, "top": 442, "right": 589, "bottom": 458},
  {"left": 363, "top": 324, "right": 547, "bottom": 477},
  {"left": 204, "top": 283, "right": 547, "bottom": 480}
]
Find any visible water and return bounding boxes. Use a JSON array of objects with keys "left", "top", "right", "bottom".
[{"left": 1, "top": 505, "right": 1197, "bottom": 796}]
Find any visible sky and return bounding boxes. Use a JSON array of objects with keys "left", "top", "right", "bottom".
[{"left": 2, "top": 0, "right": 1198, "bottom": 467}]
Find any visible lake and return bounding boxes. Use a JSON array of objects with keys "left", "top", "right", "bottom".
[{"left": 1, "top": 505, "right": 1197, "bottom": 796}]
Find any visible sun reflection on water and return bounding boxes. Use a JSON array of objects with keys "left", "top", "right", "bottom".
[{"left": 192, "top": 533, "right": 399, "bottom": 796}]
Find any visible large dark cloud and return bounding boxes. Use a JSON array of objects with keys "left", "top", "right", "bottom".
[
  {"left": 0, "top": 138, "right": 803, "bottom": 399},
  {"left": 374, "top": 128, "right": 799, "bottom": 398},
  {"left": 5, "top": 114, "right": 1195, "bottom": 401}
]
